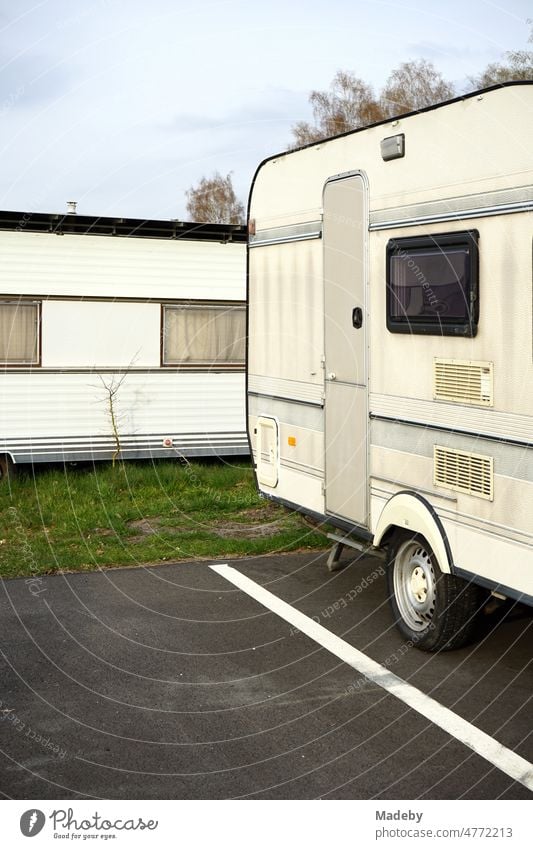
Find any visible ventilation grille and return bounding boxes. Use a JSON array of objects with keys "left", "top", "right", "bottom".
[
  {"left": 434, "top": 446, "right": 493, "bottom": 501},
  {"left": 434, "top": 359, "right": 493, "bottom": 406}
]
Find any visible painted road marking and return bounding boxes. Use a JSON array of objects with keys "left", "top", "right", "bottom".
[{"left": 210, "top": 563, "right": 533, "bottom": 792}]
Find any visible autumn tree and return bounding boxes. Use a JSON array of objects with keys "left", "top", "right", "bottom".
[
  {"left": 380, "top": 59, "right": 455, "bottom": 117},
  {"left": 290, "top": 70, "right": 384, "bottom": 147},
  {"left": 185, "top": 171, "right": 244, "bottom": 224},
  {"left": 469, "top": 21, "right": 533, "bottom": 87}
]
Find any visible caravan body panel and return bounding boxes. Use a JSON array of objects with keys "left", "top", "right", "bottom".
[
  {"left": 0, "top": 217, "right": 248, "bottom": 465},
  {"left": 248, "top": 83, "right": 533, "bottom": 603}
]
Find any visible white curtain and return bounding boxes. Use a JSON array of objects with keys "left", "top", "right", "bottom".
[
  {"left": 164, "top": 306, "right": 245, "bottom": 365},
  {"left": 390, "top": 254, "right": 410, "bottom": 316},
  {"left": 0, "top": 302, "right": 38, "bottom": 363}
]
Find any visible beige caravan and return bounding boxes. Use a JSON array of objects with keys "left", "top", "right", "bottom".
[{"left": 247, "top": 82, "right": 533, "bottom": 650}]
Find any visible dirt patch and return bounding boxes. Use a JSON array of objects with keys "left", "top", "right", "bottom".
[
  {"left": 211, "top": 519, "right": 286, "bottom": 539},
  {"left": 126, "top": 517, "right": 187, "bottom": 543},
  {"left": 123, "top": 505, "right": 288, "bottom": 542},
  {"left": 126, "top": 518, "right": 159, "bottom": 535},
  {"left": 230, "top": 505, "right": 283, "bottom": 523},
  {"left": 92, "top": 527, "right": 117, "bottom": 537}
]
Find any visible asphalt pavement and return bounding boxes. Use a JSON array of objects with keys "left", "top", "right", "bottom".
[{"left": 0, "top": 549, "right": 531, "bottom": 799}]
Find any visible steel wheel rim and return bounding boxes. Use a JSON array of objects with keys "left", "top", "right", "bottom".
[{"left": 393, "top": 540, "right": 437, "bottom": 632}]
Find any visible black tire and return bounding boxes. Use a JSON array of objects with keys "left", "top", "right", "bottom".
[
  {"left": 0, "top": 454, "right": 14, "bottom": 483},
  {"left": 386, "top": 530, "right": 484, "bottom": 651}
]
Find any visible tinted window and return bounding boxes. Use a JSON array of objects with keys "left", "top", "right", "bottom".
[{"left": 386, "top": 231, "right": 479, "bottom": 336}]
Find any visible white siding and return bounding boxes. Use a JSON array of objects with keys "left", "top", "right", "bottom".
[
  {"left": 0, "top": 231, "right": 245, "bottom": 300},
  {"left": 0, "top": 372, "right": 247, "bottom": 458}
]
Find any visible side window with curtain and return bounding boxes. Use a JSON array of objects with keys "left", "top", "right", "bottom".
[
  {"left": 0, "top": 300, "right": 40, "bottom": 365},
  {"left": 162, "top": 303, "right": 245, "bottom": 367}
]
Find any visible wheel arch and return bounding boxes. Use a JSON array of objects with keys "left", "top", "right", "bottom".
[{"left": 373, "top": 491, "right": 453, "bottom": 574}]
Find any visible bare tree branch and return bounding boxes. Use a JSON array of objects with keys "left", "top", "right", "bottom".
[
  {"left": 289, "top": 70, "right": 384, "bottom": 147},
  {"left": 185, "top": 172, "right": 244, "bottom": 224},
  {"left": 380, "top": 59, "right": 455, "bottom": 117},
  {"left": 469, "top": 20, "right": 533, "bottom": 88}
]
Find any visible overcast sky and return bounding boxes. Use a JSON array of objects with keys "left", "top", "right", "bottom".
[{"left": 0, "top": 0, "right": 530, "bottom": 221}]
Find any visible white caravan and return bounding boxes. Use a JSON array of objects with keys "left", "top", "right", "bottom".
[
  {"left": 247, "top": 82, "right": 533, "bottom": 650},
  {"left": 0, "top": 212, "right": 247, "bottom": 478}
]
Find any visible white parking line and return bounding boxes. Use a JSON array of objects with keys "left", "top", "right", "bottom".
[{"left": 210, "top": 563, "right": 533, "bottom": 792}]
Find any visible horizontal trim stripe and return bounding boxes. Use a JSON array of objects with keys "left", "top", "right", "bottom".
[
  {"left": 280, "top": 458, "right": 323, "bottom": 478},
  {"left": 0, "top": 367, "right": 245, "bottom": 375},
  {"left": 370, "top": 184, "right": 533, "bottom": 230},
  {"left": 2, "top": 432, "right": 247, "bottom": 447},
  {"left": 248, "top": 391, "right": 322, "bottom": 409},
  {"left": 250, "top": 220, "right": 322, "bottom": 248},
  {"left": 371, "top": 413, "right": 532, "bottom": 450},
  {"left": 248, "top": 374, "right": 323, "bottom": 406},
  {"left": 0, "top": 295, "right": 245, "bottom": 305},
  {"left": 370, "top": 393, "right": 532, "bottom": 446},
  {"left": 12, "top": 446, "right": 249, "bottom": 464},
  {"left": 248, "top": 395, "right": 324, "bottom": 431},
  {"left": 5, "top": 432, "right": 249, "bottom": 464}
]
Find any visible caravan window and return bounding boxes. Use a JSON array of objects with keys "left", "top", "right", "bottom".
[
  {"left": 162, "top": 303, "right": 245, "bottom": 367},
  {"left": 386, "top": 231, "right": 479, "bottom": 336},
  {"left": 0, "top": 300, "right": 40, "bottom": 365}
]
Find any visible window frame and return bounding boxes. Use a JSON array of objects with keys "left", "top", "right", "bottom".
[
  {"left": 0, "top": 299, "right": 41, "bottom": 367},
  {"left": 386, "top": 230, "right": 479, "bottom": 337},
  {"left": 160, "top": 301, "right": 246, "bottom": 369}
]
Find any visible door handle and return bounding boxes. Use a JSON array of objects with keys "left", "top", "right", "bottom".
[{"left": 352, "top": 307, "right": 363, "bottom": 329}]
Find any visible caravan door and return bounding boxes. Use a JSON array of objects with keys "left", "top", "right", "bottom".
[{"left": 323, "top": 173, "right": 368, "bottom": 527}]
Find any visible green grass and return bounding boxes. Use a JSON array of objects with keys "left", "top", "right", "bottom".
[{"left": 0, "top": 459, "right": 328, "bottom": 579}]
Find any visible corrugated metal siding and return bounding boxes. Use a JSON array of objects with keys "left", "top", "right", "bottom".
[
  {"left": 248, "top": 240, "right": 323, "bottom": 385},
  {"left": 0, "top": 371, "right": 246, "bottom": 439},
  {"left": 0, "top": 231, "right": 246, "bottom": 300}
]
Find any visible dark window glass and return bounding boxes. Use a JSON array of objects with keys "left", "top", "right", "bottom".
[{"left": 386, "top": 231, "right": 479, "bottom": 336}]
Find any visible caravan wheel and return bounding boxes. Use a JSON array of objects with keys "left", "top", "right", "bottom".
[{"left": 386, "top": 531, "right": 483, "bottom": 652}]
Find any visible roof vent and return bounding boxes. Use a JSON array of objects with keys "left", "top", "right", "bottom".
[{"left": 66, "top": 201, "right": 77, "bottom": 215}]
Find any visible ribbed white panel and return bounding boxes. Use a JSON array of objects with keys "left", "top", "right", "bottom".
[
  {"left": 434, "top": 445, "right": 494, "bottom": 501},
  {"left": 433, "top": 359, "right": 493, "bottom": 407},
  {"left": 0, "top": 231, "right": 245, "bottom": 300},
  {"left": 0, "top": 372, "right": 245, "bottom": 440},
  {"left": 370, "top": 393, "right": 532, "bottom": 444},
  {"left": 248, "top": 374, "right": 323, "bottom": 405}
]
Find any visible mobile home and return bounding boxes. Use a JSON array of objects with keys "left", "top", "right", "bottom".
[
  {"left": 247, "top": 82, "right": 533, "bottom": 650},
  {"left": 0, "top": 211, "right": 247, "bottom": 478}
]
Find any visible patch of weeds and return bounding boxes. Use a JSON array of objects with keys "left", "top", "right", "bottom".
[{"left": 0, "top": 460, "right": 327, "bottom": 577}]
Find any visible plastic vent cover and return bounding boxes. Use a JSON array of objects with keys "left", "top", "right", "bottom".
[
  {"left": 434, "top": 445, "right": 494, "bottom": 501},
  {"left": 434, "top": 358, "right": 493, "bottom": 406}
]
